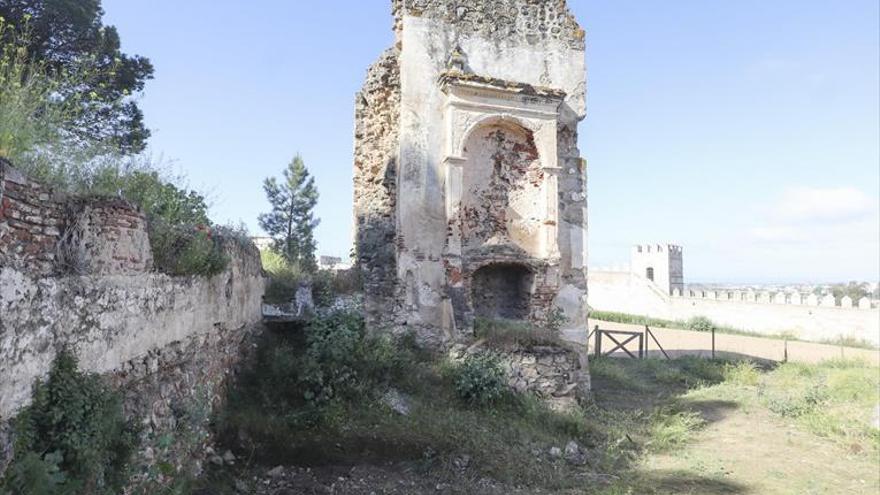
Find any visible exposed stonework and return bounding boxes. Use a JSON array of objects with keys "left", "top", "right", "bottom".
[
  {"left": 353, "top": 48, "right": 403, "bottom": 331},
  {"left": 62, "top": 198, "right": 154, "bottom": 275},
  {"left": 354, "top": 1, "right": 589, "bottom": 346},
  {"left": 111, "top": 321, "right": 261, "bottom": 485},
  {"left": 460, "top": 340, "right": 591, "bottom": 409},
  {"left": 0, "top": 159, "right": 153, "bottom": 277},
  {"left": 0, "top": 160, "right": 67, "bottom": 276},
  {"left": 0, "top": 164, "right": 266, "bottom": 481},
  {"left": 391, "top": 0, "right": 585, "bottom": 48}
]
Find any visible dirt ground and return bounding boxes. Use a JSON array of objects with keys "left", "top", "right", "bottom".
[{"left": 640, "top": 405, "right": 880, "bottom": 495}]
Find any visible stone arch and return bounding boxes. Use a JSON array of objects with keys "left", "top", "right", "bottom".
[{"left": 456, "top": 114, "right": 540, "bottom": 158}]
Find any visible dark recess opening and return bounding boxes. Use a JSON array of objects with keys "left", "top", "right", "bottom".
[{"left": 471, "top": 263, "right": 533, "bottom": 320}]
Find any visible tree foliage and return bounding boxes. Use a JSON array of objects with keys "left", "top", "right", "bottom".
[
  {"left": 259, "top": 155, "right": 320, "bottom": 271},
  {"left": 0, "top": 17, "right": 74, "bottom": 162},
  {"left": 0, "top": 0, "right": 154, "bottom": 153}
]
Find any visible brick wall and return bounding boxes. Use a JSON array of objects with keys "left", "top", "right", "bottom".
[
  {"left": 0, "top": 160, "right": 66, "bottom": 276},
  {"left": 0, "top": 159, "right": 152, "bottom": 276}
]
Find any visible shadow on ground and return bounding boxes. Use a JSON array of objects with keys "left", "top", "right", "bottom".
[{"left": 628, "top": 469, "right": 750, "bottom": 494}]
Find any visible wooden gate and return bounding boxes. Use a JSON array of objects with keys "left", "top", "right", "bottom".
[{"left": 589, "top": 325, "right": 670, "bottom": 360}]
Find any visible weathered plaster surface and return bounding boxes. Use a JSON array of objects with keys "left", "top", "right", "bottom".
[
  {"left": 0, "top": 244, "right": 264, "bottom": 420},
  {"left": 0, "top": 163, "right": 267, "bottom": 478},
  {"left": 355, "top": 0, "right": 589, "bottom": 346}
]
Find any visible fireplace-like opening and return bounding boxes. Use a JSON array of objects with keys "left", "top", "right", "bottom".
[{"left": 471, "top": 263, "right": 533, "bottom": 321}]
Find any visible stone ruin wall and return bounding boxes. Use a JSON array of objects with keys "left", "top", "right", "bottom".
[
  {"left": 0, "top": 160, "right": 266, "bottom": 479},
  {"left": 353, "top": 48, "right": 403, "bottom": 331},
  {"left": 391, "top": 0, "right": 585, "bottom": 47},
  {"left": 356, "top": 0, "right": 589, "bottom": 344}
]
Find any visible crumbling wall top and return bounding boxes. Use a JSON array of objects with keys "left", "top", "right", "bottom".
[{"left": 392, "top": 0, "right": 585, "bottom": 48}]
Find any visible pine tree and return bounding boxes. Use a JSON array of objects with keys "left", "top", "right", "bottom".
[{"left": 258, "top": 155, "right": 320, "bottom": 271}]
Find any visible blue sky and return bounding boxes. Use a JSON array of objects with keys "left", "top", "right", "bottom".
[{"left": 102, "top": 0, "right": 879, "bottom": 284}]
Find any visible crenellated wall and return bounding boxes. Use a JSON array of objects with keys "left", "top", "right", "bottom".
[{"left": 589, "top": 269, "right": 880, "bottom": 345}]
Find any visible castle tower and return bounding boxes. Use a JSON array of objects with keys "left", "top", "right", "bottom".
[
  {"left": 353, "top": 1, "right": 588, "bottom": 345},
  {"left": 630, "top": 244, "right": 684, "bottom": 295}
]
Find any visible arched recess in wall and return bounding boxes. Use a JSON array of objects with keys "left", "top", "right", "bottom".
[
  {"left": 646, "top": 267, "right": 654, "bottom": 281},
  {"left": 457, "top": 117, "right": 543, "bottom": 255}
]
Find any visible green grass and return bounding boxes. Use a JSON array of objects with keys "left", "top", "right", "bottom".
[
  {"left": 474, "top": 317, "right": 562, "bottom": 349},
  {"left": 196, "top": 311, "right": 880, "bottom": 493}
]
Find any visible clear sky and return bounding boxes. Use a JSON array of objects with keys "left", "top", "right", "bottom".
[{"left": 101, "top": 0, "right": 879, "bottom": 284}]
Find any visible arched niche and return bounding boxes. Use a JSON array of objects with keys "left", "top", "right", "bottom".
[{"left": 456, "top": 119, "right": 543, "bottom": 255}]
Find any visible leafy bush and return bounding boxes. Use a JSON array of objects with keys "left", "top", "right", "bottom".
[
  {"left": 686, "top": 316, "right": 715, "bottom": 333},
  {"left": 260, "top": 248, "right": 306, "bottom": 304},
  {"left": 1, "top": 350, "right": 137, "bottom": 495},
  {"left": 452, "top": 353, "right": 509, "bottom": 406},
  {"left": 312, "top": 269, "right": 362, "bottom": 307},
  {"left": 149, "top": 222, "right": 229, "bottom": 277},
  {"left": 299, "top": 311, "right": 404, "bottom": 404}
]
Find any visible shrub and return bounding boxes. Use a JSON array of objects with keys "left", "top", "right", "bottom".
[
  {"left": 1, "top": 350, "right": 137, "bottom": 495},
  {"left": 261, "top": 248, "right": 306, "bottom": 304},
  {"left": 686, "top": 316, "right": 715, "bottom": 333},
  {"left": 149, "top": 222, "right": 229, "bottom": 277},
  {"left": 299, "top": 311, "right": 404, "bottom": 404},
  {"left": 452, "top": 353, "right": 509, "bottom": 406}
]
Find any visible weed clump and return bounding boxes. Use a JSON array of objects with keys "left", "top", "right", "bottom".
[
  {"left": 450, "top": 353, "right": 509, "bottom": 406},
  {"left": 685, "top": 316, "right": 715, "bottom": 333}
]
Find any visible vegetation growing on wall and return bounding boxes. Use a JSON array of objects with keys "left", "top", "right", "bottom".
[
  {"left": 0, "top": 14, "right": 246, "bottom": 276},
  {"left": 0, "top": 351, "right": 137, "bottom": 495}
]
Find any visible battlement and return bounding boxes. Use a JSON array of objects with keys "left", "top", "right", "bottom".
[
  {"left": 671, "top": 288, "right": 877, "bottom": 311},
  {"left": 633, "top": 243, "right": 682, "bottom": 254}
]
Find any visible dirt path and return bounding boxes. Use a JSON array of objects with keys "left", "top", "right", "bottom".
[{"left": 640, "top": 401, "right": 880, "bottom": 494}]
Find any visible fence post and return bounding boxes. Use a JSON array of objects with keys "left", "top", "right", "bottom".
[
  {"left": 711, "top": 327, "right": 716, "bottom": 360},
  {"left": 594, "top": 326, "right": 602, "bottom": 356}
]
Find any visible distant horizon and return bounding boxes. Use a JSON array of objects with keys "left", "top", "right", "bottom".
[{"left": 102, "top": 0, "right": 880, "bottom": 282}]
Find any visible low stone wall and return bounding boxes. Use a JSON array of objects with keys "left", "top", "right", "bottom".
[
  {"left": 0, "top": 162, "right": 267, "bottom": 481},
  {"left": 464, "top": 341, "right": 590, "bottom": 409}
]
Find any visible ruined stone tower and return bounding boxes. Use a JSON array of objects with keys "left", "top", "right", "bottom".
[{"left": 354, "top": 0, "right": 588, "bottom": 345}]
